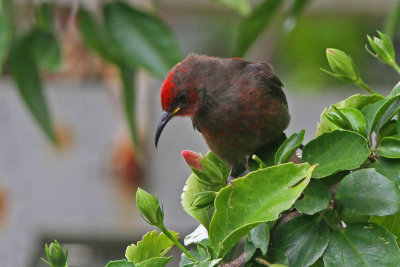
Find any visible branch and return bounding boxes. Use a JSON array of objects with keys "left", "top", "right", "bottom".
[{"left": 219, "top": 252, "right": 247, "bottom": 267}]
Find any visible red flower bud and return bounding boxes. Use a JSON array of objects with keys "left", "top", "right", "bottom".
[{"left": 182, "top": 150, "right": 204, "bottom": 171}]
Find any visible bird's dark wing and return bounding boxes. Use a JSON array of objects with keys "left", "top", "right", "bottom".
[{"left": 246, "top": 62, "right": 288, "bottom": 106}]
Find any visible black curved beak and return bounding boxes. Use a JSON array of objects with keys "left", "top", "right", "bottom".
[{"left": 155, "top": 108, "right": 179, "bottom": 148}]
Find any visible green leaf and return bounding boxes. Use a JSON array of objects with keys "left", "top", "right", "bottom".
[
  {"left": 377, "top": 137, "right": 400, "bottom": 158},
  {"left": 275, "top": 129, "right": 305, "bottom": 164},
  {"left": 339, "top": 206, "right": 370, "bottom": 224},
  {"left": 334, "top": 93, "right": 385, "bottom": 110},
  {"left": 317, "top": 94, "right": 384, "bottom": 136},
  {"left": 294, "top": 179, "right": 332, "bottom": 215},
  {"left": 328, "top": 107, "right": 367, "bottom": 136},
  {"left": 211, "top": 0, "right": 251, "bottom": 15},
  {"left": 398, "top": 114, "right": 400, "bottom": 135},
  {"left": 0, "top": 0, "right": 12, "bottom": 68},
  {"left": 388, "top": 81, "right": 400, "bottom": 98},
  {"left": 323, "top": 223, "right": 400, "bottom": 267},
  {"left": 78, "top": 8, "right": 122, "bottom": 64},
  {"left": 125, "top": 230, "right": 178, "bottom": 263},
  {"left": 370, "top": 157, "right": 400, "bottom": 185},
  {"left": 180, "top": 257, "right": 220, "bottom": 267},
  {"left": 119, "top": 65, "right": 140, "bottom": 152},
  {"left": 273, "top": 215, "right": 330, "bottom": 267},
  {"left": 373, "top": 96, "right": 400, "bottom": 133},
  {"left": 245, "top": 223, "right": 269, "bottom": 261},
  {"left": 104, "top": 1, "right": 183, "bottom": 78},
  {"left": 362, "top": 95, "right": 400, "bottom": 134},
  {"left": 31, "top": 29, "right": 62, "bottom": 72},
  {"left": 234, "top": 0, "right": 283, "bottom": 57},
  {"left": 309, "top": 260, "right": 325, "bottom": 267},
  {"left": 361, "top": 99, "right": 385, "bottom": 134},
  {"left": 266, "top": 248, "right": 289, "bottom": 266},
  {"left": 209, "top": 163, "right": 313, "bottom": 257},
  {"left": 182, "top": 152, "right": 222, "bottom": 230},
  {"left": 336, "top": 169, "right": 400, "bottom": 216},
  {"left": 10, "top": 35, "right": 57, "bottom": 145},
  {"left": 370, "top": 213, "right": 400, "bottom": 246},
  {"left": 302, "top": 130, "right": 370, "bottom": 178},
  {"left": 379, "top": 119, "right": 398, "bottom": 138},
  {"left": 106, "top": 260, "right": 137, "bottom": 267},
  {"left": 136, "top": 257, "right": 172, "bottom": 267},
  {"left": 179, "top": 241, "right": 220, "bottom": 267}
]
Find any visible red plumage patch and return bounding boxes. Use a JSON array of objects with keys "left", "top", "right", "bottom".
[{"left": 161, "top": 70, "right": 175, "bottom": 111}]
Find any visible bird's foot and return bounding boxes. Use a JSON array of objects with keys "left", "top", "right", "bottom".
[
  {"left": 227, "top": 175, "right": 235, "bottom": 185},
  {"left": 227, "top": 163, "right": 247, "bottom": 185}
]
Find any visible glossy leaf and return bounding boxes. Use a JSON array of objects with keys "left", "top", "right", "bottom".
[
  {"left": 302, "top": 130, "right": 370, "bottom": 178},
  {"left": 370, "top": 157, "right": 400, "bottom": 185},
  {"left": 234, "top": 0, "right": 283, "bottom": 57},
  {"left": 274, "top": 215, "right": 330, "bottom": 267},
  {"left": 370, "top": 213, "right": 400, "bottom": 246},
  {"left": 10, "top": 35, "right": 57, "bottom": 144},
  {"left": 377, "top": 136, "right": 400, "bottom": 158},
  {"left": 388, "top": 81, "right": 400, "bottom": 98},
  {"left": 317, "top": 94, "right": 384, "bottom": 136},
  {"left": 334, "top": 93, "right": 385, "bottom": 110},
  {"left": 136, "top": 257, "right": 172, "bottom": 267},
  {"left": 294, "top": 180, "right": 331, "bottom": 215},
  {"left": 275, "top": 129, "right": 305, "bottom": 164},
  {"left": 0, "top": 0, "right": 12, "bottom": 68},
  {"left": 398, "top": 114, "right": 400, "bottom": 135},
  {"left": 125, "top": 230, "right": 178, "bottom": 263},
  {"left": 379, "top": 119, "right": 398, "bottom": 138},
  {"left": 323, "top": 223, "right": 400, "bottom": 267},
  {"left": 179, "top": 240, "right": 220, "bottom": 267},
  {"left": 106, "top": 260, "right": 137, "bottom": 267},
  {"left": 104, "top": 1, "right": 183, "bottom": 78},
  {"left": 328, "top": 107, "right": 367, "bottom": 136},
  {"left": 245, "top": 223, "right": 269, "bottom": 261},
  {"left": 78, "top": 8, "right": 122, "bottom": 64},
  {"left": 266, "top": 248, "right": 289, "bottom": 266},
  {"left": 209, "top": 163, "right": 313, "bottom": 257},
  {"left": 362, "top": 95, "right": 400, "bottom": 134},
  {"left": 211, "top": 0, "right": 251, "bottom": 15},
  {"left": 336, "top": 169, "right": 400, "bottom": 216}
]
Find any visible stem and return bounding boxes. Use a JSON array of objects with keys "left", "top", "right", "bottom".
[
  {"left": 390, "top": 61, "right": 400, "bottom": 76},
  {"left": 252, "top": 154, "right": 267, "bottom": 168},
  {"left": 159, "top": 225, "right": 198, "bottom": 263},
  {"left": 355, "top": 79, "right": 382, "bottom": 96},
  {"left": 255, "top": 258, "right": 271, "bottom": 266}
]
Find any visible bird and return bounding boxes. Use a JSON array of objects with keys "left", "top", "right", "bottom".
[{"left": 155, "top": 54, "right": 290, "bottom": 184}]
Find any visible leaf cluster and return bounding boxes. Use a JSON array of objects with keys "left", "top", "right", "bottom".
[{"left": 121, "top": 33, "right": 400, "bottom": 267}]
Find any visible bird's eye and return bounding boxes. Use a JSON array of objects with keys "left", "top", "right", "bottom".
[{"left": 176, "top": 92, "right": 187, "bottom": 104}]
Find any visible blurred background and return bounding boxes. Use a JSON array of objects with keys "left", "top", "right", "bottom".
[{"left": 0, "top": 0, "right": 399, "bottom": 266}]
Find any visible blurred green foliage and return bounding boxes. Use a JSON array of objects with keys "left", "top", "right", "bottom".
[{"left": 275, "top": 16, "right": 378, "bottom": 90}]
